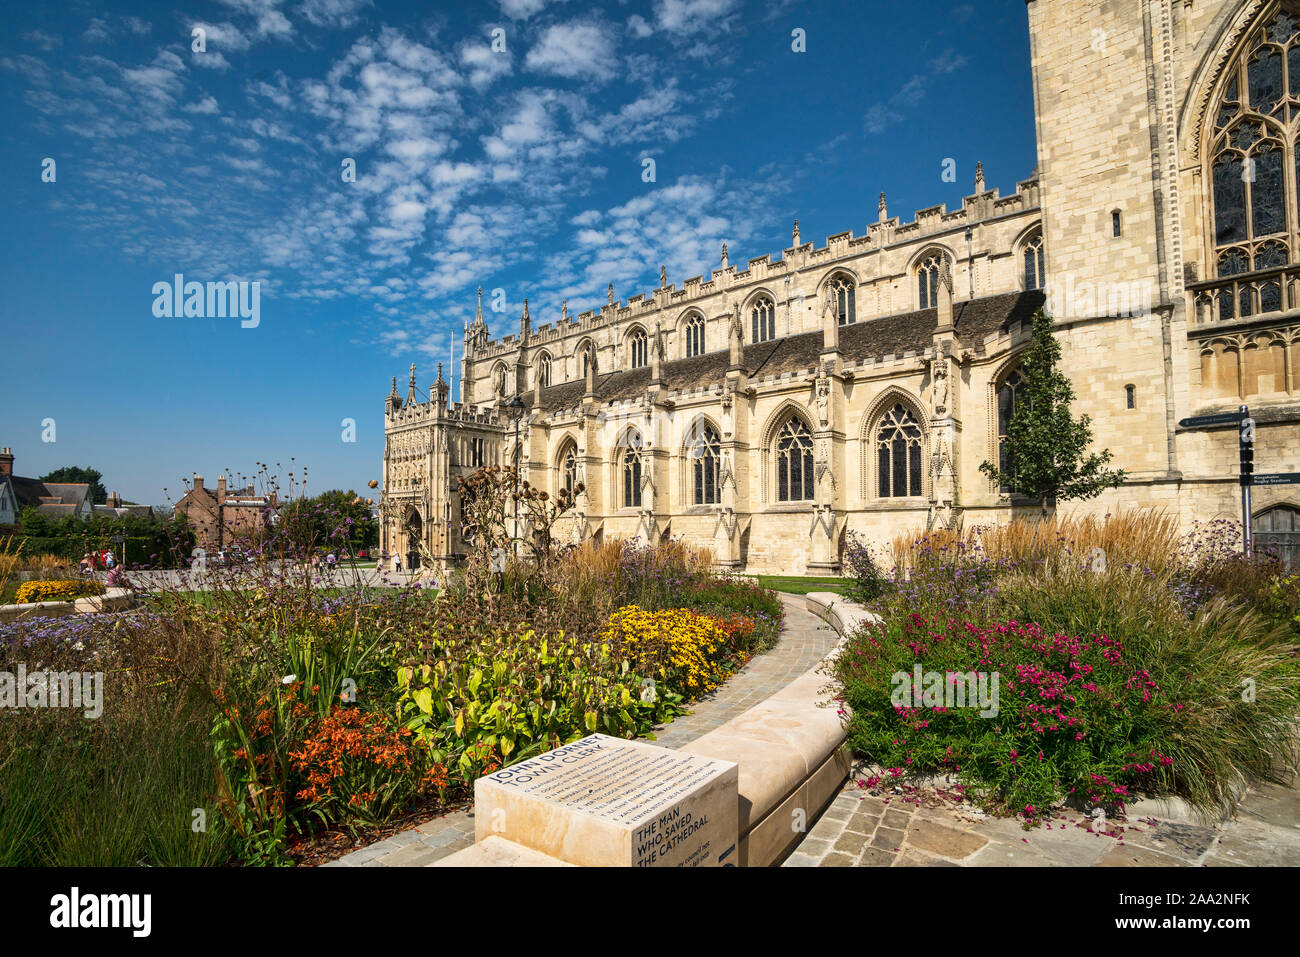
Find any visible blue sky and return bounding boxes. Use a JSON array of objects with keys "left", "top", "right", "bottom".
[{"left": 0, "top": 0, "right": 1037, "bottom": 507}]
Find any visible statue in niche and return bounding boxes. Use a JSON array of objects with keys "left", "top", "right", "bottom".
[
  {"left": 930, "top": 359, "right": 949, "bottom": 417},
  {"left": 815, "top": 374, "right": 831, "bottom": 427}
]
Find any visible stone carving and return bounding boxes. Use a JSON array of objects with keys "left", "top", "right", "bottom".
[
  {"left": 930, "top": 360, "right": 949, "bottom": 416},
  {"left": 815, "top": 374, "right": 831, "bottom": 427}
]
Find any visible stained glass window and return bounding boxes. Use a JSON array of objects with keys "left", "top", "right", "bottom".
[
  {"left": 876, "top": 404, "right": 923, "bottom": 497},
  {"left": 775, "top": 416, "right": 814, "bottom": 502},
  {"left": 828, "top": 275, "right": 856, "bottom": 325},
  {"left": 918, "top": 254, "right": 946, "bottom": 309},
  {"left": 751, "top": 297, "right": 776, "bottom": 343},
  {"left": 685, "top": 314, "right": 706, "bottom": 357},
  {"left": 561, "top": 442, "right": 577, "bottom": 494},
  {"left": 690, "top": 424, "right": 721, "bottom": 505},
  {"left": 623, "top": 443, "right": 642, "bottom": 508},
  {"left": 1209, "top": 6, "right": 1300, "bottom": 320},
  {"left": 1023, "top": 235, "right": 1045, "bottom": 291},
  {"left": 997, "top": 369, "right": 1028, "bottom": 492},
  {"left": 629, "top": 330, "right": 648, "bottom": 369}
]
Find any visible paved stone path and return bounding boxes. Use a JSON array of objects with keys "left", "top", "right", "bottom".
[
  {"left": 784, "top": 764, "right": 1300, "bottom": 867},
  {"left": 326, "top": 593, "right": 838, "bottom": 867}
]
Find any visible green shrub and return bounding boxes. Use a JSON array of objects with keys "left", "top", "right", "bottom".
[{"left": 835, "top": 562, "right": 1300, "bottom": 823}]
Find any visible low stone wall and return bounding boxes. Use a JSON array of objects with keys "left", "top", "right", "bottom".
[{"left": 0, "top": 587, "right": 135, "bottom": 624}]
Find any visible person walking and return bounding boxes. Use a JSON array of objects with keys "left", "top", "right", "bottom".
[{"left": 394, "top": 553, "right": 402, "bottom": 574}]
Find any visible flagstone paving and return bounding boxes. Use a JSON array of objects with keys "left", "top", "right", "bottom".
[
  {"left": 326, "top": 593, "right": 840, "bottom": 866},
  {"left": 782, "top": 767, "right": 1300, "bottom": 868}
]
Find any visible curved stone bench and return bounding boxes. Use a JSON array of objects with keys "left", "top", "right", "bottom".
[{"left": 435, "top": 592, "right": 880, "bottom": 867}]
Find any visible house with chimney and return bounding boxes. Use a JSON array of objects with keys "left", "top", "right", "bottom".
[
  {"left": 0, "top": 447, "right": 96, "bottom": 525},
  {"left": 172, "top": 474, "right": 276, "bottom": 551}
]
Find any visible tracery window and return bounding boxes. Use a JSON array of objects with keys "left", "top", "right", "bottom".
[
  {"left": 623, "top": 437, "right": 643, "bottom": 508},
  {"left": 560, "top": 441, "right": 577, "bottom": 494},
  {"left": 537, "top": 353, "right": 551, "bottom": 389},
  {"left": 1023, "top": 234, "right": 1045, "bottom": 291},
  {"left": 1207, "top": 6, "right": 1300, "bottom": 320},
  {"left": 685, "top": 313, "right": 706, "bottom": 357},
  {"left": 828, "top": 275, "right": 856, "bottom": 325},
  {"left": 689, "top": 423, "right": 721, "bottom": 505},
  {"left": 876, "top": 403, "right": 924, "bottom": 498},
  {"left": 775, "top": 416, "right": 814, "bottom": 502},
  {"left": 996, "top": 368, "right": 1028, "bottom": 492},
  {"left": 751, "top": 296, "right": 776, "bottom": 343},
  {"left": 629, "top": 329, "right": 648, "bottom": 369},
  {"left": 917, "top": 253, "right": 948, "bottom": 310}
]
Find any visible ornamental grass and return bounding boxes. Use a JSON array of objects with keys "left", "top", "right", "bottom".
[{"left": 838, "top": 511, "right": 1300, "bottom": 825}]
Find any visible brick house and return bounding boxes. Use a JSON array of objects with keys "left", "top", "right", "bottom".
[{"left": 173, "top": 474, "right": 276, "bottom": 551}]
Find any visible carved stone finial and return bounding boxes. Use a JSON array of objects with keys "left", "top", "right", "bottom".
[
  {"left": 975, "top": 161, "right": 986, "bottom": 193},
  {"left": 607, "top": 282, "right": 615, "bottom": 306},
  {"left": 561, "top": 298, "right": 568, "bottom": 321},
  {"left": 659, "top": 264, "right": 667, "bottom": 288},
  {"left": 721, "top": 241, "right": 729, "bottom": 268},
  {"left": 878, "top": 192, "right": 888, "bottom": 222},
  {"left": 792, "top": 219, "right": 800, "bottom": 245}
]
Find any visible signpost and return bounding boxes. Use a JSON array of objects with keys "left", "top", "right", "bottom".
[
  {"left": 1179, "top": 407, "right": 1256, "bottom": 554},
  {"left": 1177, "top": 411, "right": 1246, "bottom": 429},
  {"left": 1239, "top": 408, "right": 1254, "bottom": 555},
  {"left": 1253, "top": 473, "right": 1300, "bottom": 486}
]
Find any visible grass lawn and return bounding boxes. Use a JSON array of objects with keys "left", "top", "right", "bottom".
[{"left": 757, "top": 575, "right": 848, "bottom": 595}]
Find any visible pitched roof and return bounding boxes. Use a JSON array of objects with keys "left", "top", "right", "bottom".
[{"left": 525, "top": 290, "right": 1044, "bottom": 410}]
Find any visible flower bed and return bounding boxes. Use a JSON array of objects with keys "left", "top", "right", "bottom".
[
  {"left": 0, "top": 528, "right": 782, "bottom": 866},
  {"left": 13, "top": 579, "right": 105, "bottom": 604},
  {"left": 834, "top": 512, "right": 1300, "bottom": 825}
]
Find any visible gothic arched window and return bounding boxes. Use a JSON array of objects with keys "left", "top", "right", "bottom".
[
  {"left": 828, "top": 274, "right": 856, "bottom": 325},
  {"left": 751, "top": 296, "right": 776, "bottom": 343},
  {"left": 559, "top": 441, "right": 577, "bottom": 494},
  {"left": 689, "top": 423, "right": 721, "bottom": 505},
  {"left": 1207, "top": 6, "right": 1300, "bottom": 321},
  {"left": 917, "top": 253, "right": 948, "bottom": 310},
  {"left": 537, "top": 353, "right": 551, "bottom": 389},
  {"left": 996, "top": 368, "right": 1028, "bottom": 492},
  {"left": 1023, "top": 234, "right": 1045, "bottom": 291},
  {"left": 623, "top": 436, "right": 643, "bottom": 508},
  {"left": 775, "top": 415, "right": 814, "bottom": 502},
  {"left": 685, "top": 313, "right": 706, "bottom": 357},
  {"left": 629, "top": 329, "right": 648, "bottom": 369},
  {"left": 876, "top": 403, "right": 924, "bottom": 497}
]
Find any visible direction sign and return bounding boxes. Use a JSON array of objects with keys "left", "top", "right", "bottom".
[
  {"left": 1252, "top": 473, "right": 1300, "bottom": 486},
  {"left": 1179, "top": 411, "right": 1246, "bottom": 428}
]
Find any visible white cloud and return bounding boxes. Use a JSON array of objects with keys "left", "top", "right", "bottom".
[
  {"left": 183, "top": 95, "right": 220, "bottom": 114},
  {"left": 23, "top": 30, "right": 61, "bottom": 52},
  {"left": 627, "top": 15, "right": 654, "bottom": 38},
  {"left": 299, "top": 0, "right": 372, "bottom": 28},
  {"left": 460, "top": 40, "right": 511, "bottom": 90},
  {"left": 190, "top": 21, "right": 253, "bottom": 52},
  {"left": 498, "top": 0, "right": 567, "bottom": 19},
  {"left": 654, "top": 0, "right": 740, "bottom": 32},
  {"left": 215, "top": 0, "right": 293, "bottom": 39},
  {"left": 192, "top": 51, "right": 232, "bottom": 71},
  {"left": 525, "top": 21, "right": 616, "bottom": 82}
]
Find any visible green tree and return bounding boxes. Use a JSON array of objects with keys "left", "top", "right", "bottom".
[
  {"left": 979, "top": 307, "right": 1126, "bottom": 516},
  {"left": 40, "top": 466, "right": 107, "bottom": 504}
]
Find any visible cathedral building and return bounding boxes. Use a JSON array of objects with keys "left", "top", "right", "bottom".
[{"left": 382, "top": 0, "right": 1300, "bottom": 574}]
